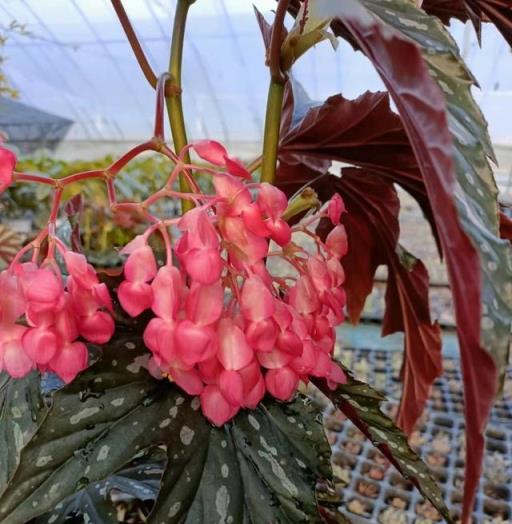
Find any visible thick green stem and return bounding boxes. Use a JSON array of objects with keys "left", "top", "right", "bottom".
[
  {"left": 260, "top": 81, "right": 285, "bottom": 184},
  {"left": 167, "top": 0, "right": 195, "bottom": 213}
]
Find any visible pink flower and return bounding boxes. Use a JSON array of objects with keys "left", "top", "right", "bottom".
[
  {"left": 200, "top": 384, "right": 239, "bottom": 426},
  {"left": 191, "top": 140, "right": 251, "bottom": 180},
  {"left": 265, "top": 367, "right": 299, "bottom": 401},
  {"left": 217, "top": 318, "right": 254, "bottom": 370},
  {"left": 0, "top": 325, "right": 32, "bottom": 378},
  {"left": 176, "top": 208, "right": 223, "bottom": 284},
  {"left": 0, "top": 146, "right": 16, "bottom": 193},
  {"left": 326, "top": 224, "right": 348, "bottom": 259},
  {"left": 118, "top": 244, "right": 157, "bottom": 317},
  {"left": 257, "top": 183, "right": 291, "bottom": 246},
  {"left": 327, "top": 193, "right": 345, "bottom": 225}
]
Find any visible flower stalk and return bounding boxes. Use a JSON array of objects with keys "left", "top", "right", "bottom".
[
  {"left": 260, "top": 0, "right": 290, "bottom": 185},
  {"left": 167, "top": 0, "right": 195, "bottom": 212}
]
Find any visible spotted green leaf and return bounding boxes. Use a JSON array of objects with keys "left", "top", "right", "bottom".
[
  {"left": 0, "top": 371, "right": 45, "bottom": 494},
  {"left": 0, "top": 335, "right": 332, "bottom": 524},
  {"left": 314, "top": 368, "right": 452, "bottom": 523}
]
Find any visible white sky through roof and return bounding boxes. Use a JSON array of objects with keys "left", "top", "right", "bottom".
[{"left": 0, "top": 0, "right": 511, "bottom": 149}]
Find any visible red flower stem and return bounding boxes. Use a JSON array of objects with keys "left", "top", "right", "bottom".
[
  {"left": 106, "top": 178, "right": 117, "bottom": 205},
  {"left": 111, "top": 0, "right": 161, "bottom": 93},
  {"left": 154, "top": 73, "right": 170, "bottom": 139},
  {"left": 158, "top": 224, "right": 173, "bottom": 264},
  {"left": 48, "top": 188, "right": 63, "bottom": 227},
  {"left": 9, "top": 227, "right": 49, "bottom": 269},
  {"left": 59, "top": 170, "right": 105, "bottom": 186},
  {"left": 269, "top": 0, "right": 290, "bottom": 84},
  {"left": 107, "top": 141, "right": 155, "bottom": 175},
  {"left": 13, "top": 172, "right": 57, "bottom": 186}
]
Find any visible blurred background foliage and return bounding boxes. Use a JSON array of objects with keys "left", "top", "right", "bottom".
[{"left": 0, "top": 154, "right": 215, "bottom": 267}]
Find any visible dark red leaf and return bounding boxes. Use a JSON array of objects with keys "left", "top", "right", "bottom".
[
  {"left": 423, "top": 0, "right": 512, "bottom": 47},
  {"left": 279, "top": 88, "right": 440, "bottom": 251},
  {"left": 316, "top": 6, "right": 498, "bottom": 520},
  {"left": 499, "top": 210, "right": 512, "bottom": 241}
]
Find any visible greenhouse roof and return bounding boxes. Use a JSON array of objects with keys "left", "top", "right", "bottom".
[
  {"left": 0, "top": 0, "right": 511, "bottom": 148},
  {"left": 0, "top": 97, "right": 72, "bottom": 153}
]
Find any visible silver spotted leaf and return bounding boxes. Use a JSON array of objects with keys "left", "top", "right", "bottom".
[
  {"left": 0, "top": 371, "right": 45, "bottom": 494},
  {"left": 0, "top": 335, "right": 332, "bottom": 524},
  {"left": 313, "top": 367, "right": 452, "bottom": 523}
]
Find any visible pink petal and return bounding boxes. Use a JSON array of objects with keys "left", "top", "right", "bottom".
[
  {"left": 50, "top": 341, "right": 88, "bottom": 383},
  {"left": 147, "top": 356, "right": 164, "bottom": 379},
  {"left": 326, "top": 224, "right": 348, "bottom": 259},
  {"left": 78, "top": 311, "right": 114, "bottom": 344},
  {"left": 265, "top": 367, "right": 299, "bottom": 401},
  {"left": 242, "top": 204, "right": 270, "bottom": 237},
  {"left": 328, "top": 362, "right": 347, "bottom": 385},
  {"left": 22, "top": 327, "right": 58, "bottom": 364},
  {"left": 0, "top": 270, "right": 25, "bottom": 323},
  {"left": 151, "top": 265, "right": 183, "bottom": 320},
  {"left": 186, "top": 281, "right": 224, "bottom": 326},
  {"left": 213, "top": 175, "right": 252, "bottom": 215},
  {"left": 326, "top": 256, "right": 345, "bottom": 286},
  {"left": 245, "top": 319, "right": 277, "bottom": 352},
  {"left": 1, "top": 326, "right": 33, "bottom": 378},
  {"left": 273, "top": 302, "right": 293, "bottom": 331},
  {"left": 118, "top": 280, "right": 153, "bottom": 317},
  {"left": 327, "top": 193, "right": 345, "bottom": 225},
  {"left": 54, "top": 305, "right": 79, "bottom": 342},
  {"left": 170, "top": 366, "right": 204, "bottom": 396},
  {"left": 257, "top": 183, "right": 288, "bottom": 221},
  {"left": 219, "top": 369, "right": 244, "bottom": 406},
  {"left": 311, "top": 350, "right": 332, "bottom": 378},
  {"left": 288, "top": 275, "right": 320, "bottom": 315},
  {"left": 0, "top": 146, "right": 16, "bottom": 193},
  {"left": 221, "top": 217, "right": 269, "bottom": 265},
  {"left": 217, "top": 318, "right": 253, "bottom": 370},
  {"left": 240, "top": 276, "right": 275, "bottom": 322},
  {"left": 64, "top": 252, "right": 98, "bottom": 289},
  {"left": 120, "top": 234, "right": 147, "bottom": 255},
  {"left": 124, "top": 245, "right": 157, "bottom": 283},
  {"left": 93, "top": 283, "right": 114, "bottom": 313},
  {"left": 290, "top": 340, "right": 315, "bottom": 375},
  {"left": 143, "top": 317, "right": 183, "bottom": 368},
  {"left": 265, "top": 219, "right": 291, "bottom": 246},
  {"left": 67, "top": 278, "right": 97, "bottom": 317},
  {"left": 179, "top": 208, "right": 219, "bottom": 249},
  {"left": 276, "top": 330, "right": 303, "bottom": 356},
  {"left": 198, "top": 356, "right": 223, "bottom": 384},
  {"left": 224, "top": 156, "right": 251, "bottom": 179},
  {"left": 239, "top": 360, "right": 262, "bottom": 392},
  {"left": 23, "top": 268, "right": 62, "bottom": 308},
  {"left": 243, "top": 376, "right": 265, "bottom": 409},
  {"left": 191, "top": 140, "right": 228, "bottom": 166},
  {"left": 307, "top": 256, "right": 332, "bottom": 293},
  {"left": 257, "top": 347, "right": 293, "bottom": 369},
  {"left": 200, "top": 385, "right": 237, "bottom": 426},
  {"left": 175, "top": 320, "right": 216, "bottom": 366},
  {"left": 183, "top": 248, "right": 223, "bottom": 285}
]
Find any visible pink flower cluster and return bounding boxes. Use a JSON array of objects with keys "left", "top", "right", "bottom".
[
  {"left": 117, "top": 141, "right": 349, "bottom": 426},
  {"left": 0, "top": 252, "right": 114, "bottom": 383}
]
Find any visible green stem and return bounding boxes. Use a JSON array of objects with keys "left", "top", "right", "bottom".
[
  {"left": 260, "top": 80, "right": 285, "bottom": 184},
  {"left": 167, "top": 0, "right": 195, "bottom": 213}
]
